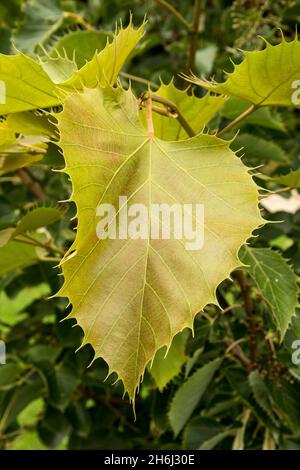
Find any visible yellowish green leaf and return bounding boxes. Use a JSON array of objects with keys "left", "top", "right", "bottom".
[
  {"left": 185, "top": 36, "right": 300, "bottom": 107},
  {"left": 57, "top": 85, "right": 262, "bottom": 400},
  {"left": 0, "top": 22, "right": 144, "bottom": 114},
  {"left": 0, "top": 53, "right": 58, "bottom": 114}
]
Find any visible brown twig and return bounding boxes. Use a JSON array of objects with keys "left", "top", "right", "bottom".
[
  {"left": 224, "top": 338, "right": 251, "bottom": 370},
  {"left": 216, "top": 104, "right": 257, "bottom": 138},
  {"left": 141, "top": 92, "right": 196, "bottom": 137},
  {"left": 187, "top": 0, "right": 201, "bottom": 73},
  {"left": 17, "top": 168, "right": 47, "bottom": 200},
  {"left": 234, "top": 270, "right": 258, "bottom": 368},
  {"left": 154, "top": 0, "right": 191, "bottom": 30},
  {"left": 222, "top": 303, "right": 242, "bottom": 314},
  {"left": 63, "top": 11, "right": 95, "bottom": 31},
  {"left": 145, "top": 94, "right": 154, "bottom": 140},
  {"left": 120, "top": 72, "right": 159, "bottom": 90}
]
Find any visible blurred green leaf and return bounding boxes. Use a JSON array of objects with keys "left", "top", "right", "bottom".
[
  {"left": 13, "top": 0, "right": 64, "bottom": 54},
  {"left": 240, "top": 247, "right": 299, "bottom": 338},
  {"left": 168, "top": 358, "right": 222, "bottom": 436}
]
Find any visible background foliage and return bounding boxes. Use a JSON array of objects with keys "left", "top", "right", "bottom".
[{"left": 1, "top": 0, "right": 300, "bottom": 450}]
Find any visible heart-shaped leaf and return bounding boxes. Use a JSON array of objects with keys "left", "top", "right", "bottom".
[{"left": 56, "top": 86, "right": 262, "bottom": 400}]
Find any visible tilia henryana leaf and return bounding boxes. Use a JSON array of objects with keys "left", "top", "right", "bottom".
[
  {"left": 56, "top": 85, "right": 262, "bottom": 400},
  {"left": 240, "top": 246, "right": 299, "bottom": 338},
  {"left": 141, "top": 82, "right": 226, "bottom": 140},
  {"left": 184, "top": 35, "right": 300, "bottom": 107},
  {"left": 0, "top": 22, "right": 144, "bottom": 114},
  {"left": 50, "top": 30, "right": 109, "bottom": 68}
]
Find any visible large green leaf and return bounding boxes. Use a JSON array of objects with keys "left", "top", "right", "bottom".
[
  {"left": 56, "top": 85, "right": 262, "bottom": 400},
  {"left": 185, "top": 36, "right": 300, "bottom": 107},
  {"left": 168, "top": 358, "right": 222, "bottom": 436},
  {"left": 240, "top": 247, "right": 299, "bottom": 338},
  {"left": 141, "top": 82, "right": 226, "bottom": 140}
]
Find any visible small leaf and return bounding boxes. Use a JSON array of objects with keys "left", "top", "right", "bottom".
[
  {"left": 50, "top": 30, "right": 109, "bottom": 68},
  {"left": 0, "top": 283, "right": 51, "bottom": 325},
  {"left": 249, "top": 370, "right": 277, "bottom": 424},
  {"left": 38, "top": 360, "right": 80, "bottom": 411},
  {"left": 269, "top": 380, "right": 300, "bottom": 433},
  {"left": 39, "top": 54, "right": 78, "bottom": 84},
  {"left": 0, "top": 379, "right": 44, "bottom": 432},
  {"left": 232, "top": 134, "right": 287, "bottom": 163},
  {"left": 0, "top": 228, "right": 15, "bottom": 247},
  {"left": 183, "top": 416, "right": 228, "bottom": 450},
  {"left": 273, "top": 168, "right": 300, "bottom": 188},
  {"left": 10, "top": 431, "right": 47, "bottom": 450},
  {"left": 149, "top": 330, "right": 188, "bottom": 391},
  {"left": 38, "top": 407, "right": 71, "bottom": 448},
  {"left": 14, "top": 207, "right": 61, "bottom": 236},
  {"left": 18, "top": 398, "right": 44, "bottom": 427},
  {"left": 6, "top": 111, "right": 56, "bottom": 137},
  {"left": 0, "top": 363, "right": 24, "bottom": 389},
  {"left": 0, "top": 153, "right": 43, "bottom": 175},
  {"left": 0, "top": 240, "right": 39, "bottom": 276},
  {"left": 168, "top": 358, "right": 222, "bottom": 436},
  {"left": 240, "top": 247, "right": 299, "bottom": 338},
  {"left": 232, "top": 408, "right": 250, "bottom": 450},
  {"left": 225, "top": 368, "right": 278, "bottom": 435}
]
